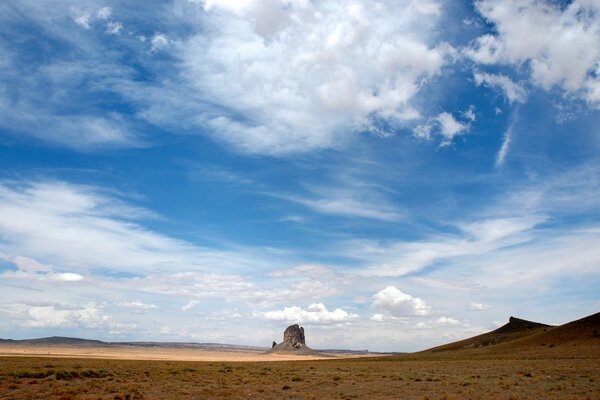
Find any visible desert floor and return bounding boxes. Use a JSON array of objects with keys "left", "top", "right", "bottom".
[
  {"left": 0, "top": 345, "right": 365, "bottom": 362},
  {"left": 1, "top": 347, "right": 599, "bottom": 400}
]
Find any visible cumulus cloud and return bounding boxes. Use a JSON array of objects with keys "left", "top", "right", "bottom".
[
  {"left": 436, "top": 112, "right": 470, "bottom": 144},
  {"left": 180, "top": 0, "right": 452, "bottom": 154},
  {"left": 260, "top": 303, "right": 358, "bottom": 324},
  {"left": 372, "top": 286, "right": 432, "bottom": 316},
  {"left": 468, "top": 0, "right": 600, "bottom": 106},
  {"left": 474, "top": 72, "right": 526, "bottom": 104},
  {"left": 25, "top": 303, "right": 110, "bottom": 328},
  {"left": 370, "top": 313, "right": 385, "bottom": 322},
  {"left": 413, "top": 107, "right": 474, "bottom": 146}
]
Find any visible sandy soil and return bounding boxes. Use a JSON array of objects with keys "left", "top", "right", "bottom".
[{"left": 0, "top": 345, "right": 377, "bottom": 362}]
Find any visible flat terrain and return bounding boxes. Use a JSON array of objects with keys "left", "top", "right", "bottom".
[
  {"left": 1, "top": 313, "right": 598, "bottom": 399},
  {"left": 0, "top": 344, "right": 348, "bottom": 362},
  {"left": 1, "top": 351, "right": 598, "bottom": 399}
]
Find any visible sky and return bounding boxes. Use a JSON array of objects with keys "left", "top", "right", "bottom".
[{"left": 0, "top": 0, "right": 599, "bottom": 352}]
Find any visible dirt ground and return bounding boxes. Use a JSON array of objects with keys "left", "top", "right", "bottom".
[
  {"left": 1, "top": 350, "right": 598, "bottom": 399},
  {"left": 0, "top": 344, "right": 361, "bottom": 362}
]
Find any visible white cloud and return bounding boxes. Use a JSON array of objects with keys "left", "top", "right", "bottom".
[
  {"left": 181, "top": 300, "right": 200, "bottom": 312},
  {"left": 457, "top": 216, "right": 546, "bottom": 243},
  {"left": 413, "top": 123, "right": 433, "bottom": 140},
  {"left": 97, "top": 7, "right": 111, "bottom": 20},
  {"left": 436, "top": 112, "right": 470, "bottom": 144},
  {"left": 260, "top": 303, "right": 358, "bottom": 325},
  {"left": 0, "top": 180, "right": 282, "bottom": 274},
  {"left": 151, "top": 34, "right": 169, "bottom": 52},
  {"left": 462, "top": 106, "right": 476, "bottom": 122},
  {"left": 281, "top": 190, "right": 403, "bottom": 222},
  {"left": 370, "top": 313, "right": 385, "bottom": 322},
  {"left": 53, "top": 272, "right": 84, "bottom": 282},
  {"left": 349, "top": 216, "right": 544, "bottom": 277},
  {"left": 409, "top": 0, "right": 441, "bottom": 16},
  {"left": 268, "top": 264, "right": 332, "bottom": 278},
  {"left": 495, "top": 126, "right": 512, "bottom": 166},
  {"left": 468, "top": 0, "right": 600, "bottom": 106},
  {"left": 0, "top": 93, "right": 141, "bottom": 149},
  {"left": 434, "top": 316, "right": 460, "bottom": 325},
  {"left": 372, "top": 286, "right": 432, "bottom": 316},
  {"left": 117, "top": 300, "right": 159, "bottom": 310},
  {"left": 474, "top": 72, "right": 526, "bottom": 104},
  {"left": 468, "top": 302, "right": 490, "bottom": 311},
  {"left": 179, "top": 0, "right": 452, "bottom": 154},
  {"left": 70, "top": 8, "right": 91, "bottom": 29},
  {"left": 414, "top": 107, "right": 475, "bottom": 146},
  {"left": 414, "top": 316, "right": 461, "bottom": 329},
  {"left": 106, "top": 21, "right": 123, "bottom": 35},
  {"left": 71, "top": 6, "right": 115, "bottom": 29},
  {"left": 25, "top": 303, "right": 110, "bottom": 329},
  {"left": 0, "top": 252, "right": 84, "bottom": 282}
]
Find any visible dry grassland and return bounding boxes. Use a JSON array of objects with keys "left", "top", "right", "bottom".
[{"left": 1, "top": 350, "right": 598, "bottom": 399}]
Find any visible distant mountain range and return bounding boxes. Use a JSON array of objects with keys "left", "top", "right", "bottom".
[
  {"left": 0, "top": 336, "right": 378, "bottom": 354},
  {"left": 0, "top": 337, "right": 267, "bottom": 352}
]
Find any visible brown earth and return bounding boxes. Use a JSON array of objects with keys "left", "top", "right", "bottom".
[
  {"left": 0, "top": 312, "right": 598, "bottom": 399},
  {"left": 420, "top": 312, "right": 600, "bottom": 360}
]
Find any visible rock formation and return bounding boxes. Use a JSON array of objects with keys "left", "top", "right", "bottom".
[
  {"left": 283, "top": 324, "right": 306, "bottom": 349},
  {"left": 267, "top": 324, "right": 323, "bottom": 356}
]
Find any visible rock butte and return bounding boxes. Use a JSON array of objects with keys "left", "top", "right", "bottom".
[
  {"left": 268, "top": 324, "right": 322, "bottom": 356},
  {"left": 283, "top": 324, "right": 305, "bottom": 349}
]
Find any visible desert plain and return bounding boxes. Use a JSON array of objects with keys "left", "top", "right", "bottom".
[{"left": 1, "top": 313, "right": 599, "bottom": 399}]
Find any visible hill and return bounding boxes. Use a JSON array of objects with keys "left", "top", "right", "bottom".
[
  {"left": 267, "top": 341, "right": 324, "bottom": 356},
  {"left": 427, "top": 316, "right": 551, "bottom": 353},
  {"left": 421, "top": 312, "right": 600, "bottom": 358},
  {"left": 0, "top": 336, "right": 108, "bottom": 346}
]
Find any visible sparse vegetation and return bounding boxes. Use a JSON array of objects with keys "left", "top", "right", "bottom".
[
  {"left": 1, "top": 353, "right": 599, "bottom": 399},
  {"left": 1, "top": 312, "right": 598, "bottom": 399}
]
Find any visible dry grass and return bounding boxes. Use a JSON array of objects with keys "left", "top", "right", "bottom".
[{"left": 1, "top": 350, "right": 598, "bottom": 399}]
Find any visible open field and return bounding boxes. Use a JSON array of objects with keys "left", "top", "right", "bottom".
[
  {"left": 2, "top": 313, "right": 598, "bottom": 399},
  {"left": 1, "top": 352, "right": 599, "bottom": 399}
]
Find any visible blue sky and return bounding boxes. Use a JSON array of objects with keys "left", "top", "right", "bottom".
[{"left": 0, "top": 0, "right": 599, "bottom": 352}]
